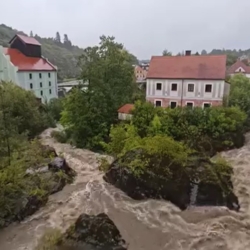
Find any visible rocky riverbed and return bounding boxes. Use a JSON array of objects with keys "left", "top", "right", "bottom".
[{"left": 0, "top": 128, "right": 249, "bottom": 250}]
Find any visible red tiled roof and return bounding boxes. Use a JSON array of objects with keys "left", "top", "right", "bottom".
[
  {"left": 118, "top": 104, "right": 134, "bottom": 114},
  {"left": 10, "top": 34, "right": 41, "bottom": 46},
  {"left": 4, "top": 48, "right": 57, "bottom": 71},
  {"left": 227, "top": 60, "right": 250, "bottom": 74},
  {"left": 147, "top": 55, "right": 227, "bottom": 80}
]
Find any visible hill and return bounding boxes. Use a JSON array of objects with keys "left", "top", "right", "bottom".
[{"left": 0, "top": 24, "right": 84, "bottom": 80}]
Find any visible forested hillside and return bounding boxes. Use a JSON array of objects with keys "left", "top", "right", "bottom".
[{"left": 0, "top": 24, "right": 84, "bottom": 80}]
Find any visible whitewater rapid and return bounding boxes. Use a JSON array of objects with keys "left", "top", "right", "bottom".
[{"left": 0, "top": 128, "right": 250, "bottom": 250}]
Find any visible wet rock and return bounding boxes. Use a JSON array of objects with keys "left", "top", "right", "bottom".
[
  {"left": 63, "top": 213, "right": 127, "bottom": 250},
  {"left": 25, "top": 166, "right": 49, "bottom": 175},
  {"left": 104, "top": 150, "right": 239, "bottom": 211},
  {"left": 104, "top": 150, "right": 190, "bottom": 210},
  {"left": 40, "top": 145, "right": 57, "bottom": 158},
  {"left": 48, "top": 157, "right": 70, "bottom": 173}
]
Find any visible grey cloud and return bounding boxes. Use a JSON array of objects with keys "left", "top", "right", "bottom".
[{"left": 1, "top": 0, "right": 250, "bottom": 59}]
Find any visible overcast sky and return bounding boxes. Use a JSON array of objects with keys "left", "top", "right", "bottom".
[{"left": 1, "top": 0, "right": 250, "bottom": 59}]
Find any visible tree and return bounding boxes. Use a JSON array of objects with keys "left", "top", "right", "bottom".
[
  {"left": 162, "top": 49, "right": 172, "bottom": 56},
  {"left": 30, "top": 31, "right": 33, "bottom": 37},
  {"left": 229, "top": 74, "right": 250, "bottom": 118},
  {"left": 55, "top": 32, "right": 61, "bottom": 43},
  {"left": 61, "top": 35, "right": 136, "bottom": 149},
  {"left": 63, "top": 34, "right": 72, "bottom": 48},
  {"left": 201, "top": 50, "right": 207, "bottom": 55},
  {"left": 241, "top": 59, "right": 249, "bottom": 66},
  {"left": 195, "top": 52, "right": 200, "bottom": 55},
  {"left": 227, "top": 54, "right": 238, "bottom": 66}
]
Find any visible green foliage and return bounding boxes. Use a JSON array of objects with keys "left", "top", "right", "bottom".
[
  {"left": 131, "top": 101, "right": 156, "bottom": 137},
  {"left": 51, "top": 130, "right": 67, "bottom": 143},
  {"left": 228, "top": 74, "right": 250, "bottom": 120},
  {"left": 0, "top": 82, "right": 52, "bottom": 138},
  {"left": 35, "top": 228, "right": 63, "bottom": 250},
  {"left": 131, "top": 103, "right": 246, "bottom": 155},
  {"left": 45, "top": 98, "right": 64, "bottom": 122},
  {"left": 61, "top": 36, "right": 137, "bottom": 149},
  {"left": 162, "top": 49, "right": 172, "bottom": 56}
]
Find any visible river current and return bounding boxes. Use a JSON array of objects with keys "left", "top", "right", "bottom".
[{"left": 0, "top": 128, "right": 250, "bottom": 250}]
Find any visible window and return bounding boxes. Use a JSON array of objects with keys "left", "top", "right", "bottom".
[
  {"left": 203, "top": 103, "right": 211, "bottom": 108},
  {"left": 170, "top": 101, "right": 177, "bottom": 109},
  {"left": 29, "top": 73, "right": 32, "bottom": 80},
  {"left": 205, "top": 84, "right": 212, "bottom": 93},
  {"left": 171, "top": 83, "right": 177, "bottom": 91},
  {"left": 49, "top": 81, "right": 51, "bottom": 87},
  {"left": 186, "top": 102, "right": 193, "bottom": 108},
  {"left": 48, "top": 72, "right": 51, "bottom": 78},
  {"left": 49, "top": 89, "right": 52, "bottom": 94},
  {"left": 40, "top": 82, "right": 42, "bottom": 88},
  {"left": 30, "top": 83, "right": 33, "bottom": 89},
  {"left": 39, "top": 73, "right": 42, "bottom": 79},
  {"left": 156, "top": 83, "right": 162, "bottom": 90},
  {"left": 40, "top": 90, "right": 43, "bottom": 96},
  {"left": 188, "top": 84, "right": 194, "bottom": 92},
  {"left": 155, "top": 100, "right": 162, "bottom": 107}
]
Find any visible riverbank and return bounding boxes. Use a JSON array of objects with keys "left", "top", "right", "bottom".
[{"left": 0, "top": 128, "right": 249, "bottom": 250}]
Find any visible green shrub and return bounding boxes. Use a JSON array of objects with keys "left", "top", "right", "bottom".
[
  {"left": 35, "top": 228, "right": 63, "bottom": 250},
  {"left": 51, "top": 130, "right": 67, "bottom": 143}
]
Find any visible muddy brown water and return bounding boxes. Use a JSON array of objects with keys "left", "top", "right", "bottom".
[{"left": 0, "top": 128, "right": 250, "bottom": 250}]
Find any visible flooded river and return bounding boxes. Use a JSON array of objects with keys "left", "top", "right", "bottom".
[{"left": 0, "top": 128, "right": 250, "bottom": 250}]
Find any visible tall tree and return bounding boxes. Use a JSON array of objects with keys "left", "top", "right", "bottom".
[
  {"left": 201, "top": 50, "right": 207, "bottom": 55},
  {"left": 61, "top": 35, "right": 136, "bottom": 149},
  {"left": 162, "top": 49, "right": 172, "bottom": 56},
  {"left": 64, "top": 34, "right": 72, "bottom": 47},
  {"left": 30, "top": 31, "right": 33, "bottom": 37},
  {"left": 55, "top": 32, "right": 61, "bottom": 43}
]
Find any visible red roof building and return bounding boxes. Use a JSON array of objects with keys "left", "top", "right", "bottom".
[
  {"left": 117, "top": 104, "right": 134, "bottom": 120},
  {"left": 146, "top": 51, "right": 229, "bottom": 109},
  {"left": 4, "top": 47, "right": 56, "bottom": 71},
  {"left": 0, "top": 34, "right": 58, "bottom": 102},
  {"left": 227, "top": 60, "right": 250, "bottom": 76},
  {"left": 147, "top": 55, "right": 226, "bottom": 80}
]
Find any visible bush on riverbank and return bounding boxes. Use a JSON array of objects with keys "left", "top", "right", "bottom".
[
  {"left": 131, "top": 101, "right": 246, "bottom": 155},
  {"left": 0, "top": 82, "right": 75, "bottom": 228},
  {"left": 0, "top": 140, "right": 74, "bottom": 228}
]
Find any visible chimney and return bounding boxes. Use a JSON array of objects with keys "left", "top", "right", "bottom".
[{"left": 185, "top": 50, "right": 191, "bottom": 56}]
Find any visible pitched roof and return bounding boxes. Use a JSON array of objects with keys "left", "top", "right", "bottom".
[
  {"left": 118, "top": 104, "right": 134, "bottom": 114},
  {"left": 4, "top": 48, "right": 57, "bottom": 71},
  {"left": 147, "top": 55, "right": 227, "bottom": 80},
  {"left": 227, "top": 60, "right": 250, "bottom": 74},
  {"left": 10, "top": 34, "right": 41, "bottom": 46}
]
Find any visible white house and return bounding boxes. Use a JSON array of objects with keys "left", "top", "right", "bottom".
[
  {"left": 0, "top": 34, "right": 58, "bottom": 102},
  {"left": 146, "top": 51, "right": 229, "bottom": 108},
  {"left": 117, "top": 104, "right": 134, "bottom": 120},
  {"left": 227, "top": 60, "right": 250, "bottom": 79}
]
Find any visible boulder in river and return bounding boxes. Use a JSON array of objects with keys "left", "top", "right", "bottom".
[
  {"left": 36, "top": 213, "right": 127, "bottom": 250},
  {"left": 104, "top": 150, "right": 240, "bottom": 211}
]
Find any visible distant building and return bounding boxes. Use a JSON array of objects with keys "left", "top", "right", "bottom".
[
  {"left": 0, "top": 34, "right": 58, "bottom": 102},
  {"left": 227, "top": 60, "right": 250, "bottom": 79},
  {"left": 146, "top": 51, "right": 229, "bottom": 108},
  {"left": 134, "top": 65, "right": 147, "bottom": 81},
  {"left": 117, "top": 104, "right": 134, "bottom": 120}
]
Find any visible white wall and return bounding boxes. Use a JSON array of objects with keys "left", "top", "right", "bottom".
[
  {"left": 18, "top": 71, "right": 58, "bottom": 102},
  {"left": 0, "top": 46, "right": 19, "bottom": 84},
  {"left": 146, "top": 79, "right": 226, "bottom": 101},
  {"left": 118, "top": 113, "right": 133, "bottom": 120}
]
